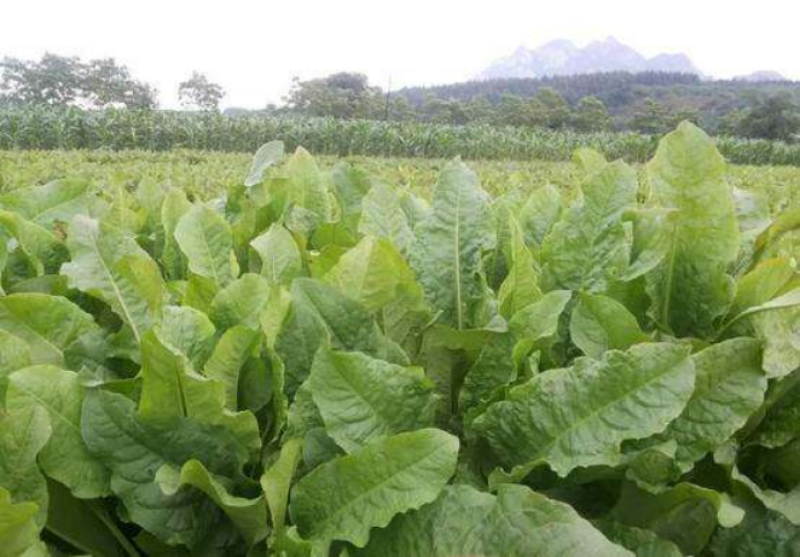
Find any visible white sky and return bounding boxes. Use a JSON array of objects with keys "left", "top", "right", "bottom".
[{"left": 1, "top": 0, "right": 798, "bottom": 109}]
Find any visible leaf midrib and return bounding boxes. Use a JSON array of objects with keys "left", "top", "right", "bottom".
[
  {"left": 301, "top": 437, "right": 447, "bottom": 542},
  {"left": 520, "top": 349, "right": 691, "bottom": 472}
]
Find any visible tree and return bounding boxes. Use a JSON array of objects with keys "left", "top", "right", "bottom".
[
  {"left": 0, "top": 54, "right": 83, "bottom": 106},
  {"left": 717, "top": 109, "right": 745, "bottom": 136},
  {"left": 736, "top": 92, "right": 800, "bottom": 142},
  {"left": 629, "top": 98, "right": 672, "bottom": 134},
  {"left": 492, "top": 94, "right": 546, "bottom": 128},
  {"left": 284, "top": 72, "right": 382, "bottom": 120},
  {"left": 178, "top": 72, "right": 225, "bottom": 111},
  {"left": 84, "top": 58, "right": 157, "bottom": 109},
  {"left": 536, "top": 87, "right": 572, "bottom": 129},
  {"left": 572, "top": 96, "right": 611, "bottom": 132},
  {"left": 669, "top": 108, "right": 701, "bottom": 129},
  {"left": 0, "top": 53, "right": 157, "bottom": 109},
  {"left": 421, "top": 96, "right": 471, "bottom": 125},
  {"left": 387, "top": 96, "right": 415, "bottom": 121}
]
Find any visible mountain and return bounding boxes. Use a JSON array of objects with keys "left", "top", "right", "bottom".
[
  {"left": 733, "top": 71, "right": 788, "bottom": 83},
  {"left": 478, "top": 37, "right": 701, "bottom": 79}
]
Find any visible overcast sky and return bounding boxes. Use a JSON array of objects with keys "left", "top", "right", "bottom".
[{"left": 1, "top": 0, "right": 798, "bottom": 109}]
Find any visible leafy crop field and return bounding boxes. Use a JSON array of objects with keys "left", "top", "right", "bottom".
[
  {"left": 2, "top": 148, "right": 799, "bottom": 212},
  {"left": 0, "top": 123, "right": 798, "bottom": 556}
]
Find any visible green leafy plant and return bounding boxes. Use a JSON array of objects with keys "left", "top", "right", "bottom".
[{"left": 0, "top": 122, "right": 799, "bottom": 556}]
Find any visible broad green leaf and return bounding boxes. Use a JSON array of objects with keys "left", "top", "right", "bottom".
[
  {"left": 259, "top": 285, "right": 292, "bottom": 349},
  {"left": 249, "top": 224, "right": 301, "bottom": 286},
  {"left": 309, "top": 347, "right": 437, "bottom": 453},
  {"left": 182, "top": 272, "right": 219, "bottom": 314},
  {"left": 0, "top": 209, "right": 67, "bottom": 276},
  {"left": 310, "top": 218, "right": 356, "bottom": 251},
  {"left": 508, "top": 289, "right": 572, "bottom": 366},
  {"left": 611, "top": 482, "right": 744, "bottom": 555},
  {"left": 422, "top": 318, "right": 507, "bottom": 367},
  {"left": 0, "top": 331, "right": 30, "bottom": 405},
  {"left": 137, "top": 331, "right": 260, "bottom": 456},
  {"left": 751, "top": 302, "right": 800, "bottom": 379},
  {"left": 410, "top": 160, "right": 495, "bottom": 330},
  {"left": 459, "top": 333, "right": 516, "bottom": 416},
  {"left": 484, "top": 191, "right": 520, "bottom": 290},
  {"left": 620, "top": 207, "right": 674, "bottom": 281},
  {"left": 0, "top": 487, "right": 47, "bottom": 557},
  {"left": 356, "top": 484, "right": 632, "bottom": 557},
  {"left": 210, "top": 273, "right": 271, "bottom": 330},
  {"left": 398, "top": 189, "right": 430, "bottom": 227},
  {"left": 284, "top": 380, "right": 326, "bottom": 442},
  {"left": 358, "top": 183, "right": 413, "bottom": 254},
  {"left": 731, "top": 258, "right": 796, "bottom": 316},
  {"left": 137, "top": 330, "right": 193, "bottom": 422},
  {"left": 0, "top": 407, "right": 51, "bottom": 526},
  {"left": 6, "top": 366, "right": 110, "bottom": 499},
  {"left": 541, "top": 160, "right": 637, "bottom": 293},
  {"left": 324, "top": 236, "right": 422, "bottom": 313},
  {"left": 751, "top": 370, "right": 800, "bottom": 449},
  {"left": 645, "top": 122, "right": 740, "bottom": 337},
  {"left": 102, "top": 182, "right": 145, "bottom": 233},
  {"left": 724, "top": 260, "right": 800, "bottom": 377},
  {"left": 175, "top": 204, "right": 239, "bottom": 288},
  {"left": 574, "top": 147, "right": 608, "bottom": 174},
  {"left": 517, "top": 183, "right": 562, "bottom": 248},
  {"left": 81, "top": 389, "right": 245, "bottom": 548},
  {"left": 289, "top": 429, "right": 459, "bottom": 552},
  {"left": 0, "top": 178, "right": 90, "bottom": 227},
  {"left": 260, "top": 438, "right": 302, "bottom": 531},
  {"left": 155, "top": 306, "right": 216, "bottom": 369},
  {"left": 203, "top": 325, "right": 260, "bottom": 410},
  {"left": 270, "top": 527, "right": 313, "bottom": 557},
  {"left": 0, "top": 294, "right": 98, "bottom": 366},
  {"left": 307, "top": 244, "right": 346, "bottom": 278},
  {"left": 659, "top": 338, "right": 767, "bottom": 467},
  {"left": 753, "top": 205, "right": 800, "bottom": 263},
  {"left": 136, "top": 178, "right": 166, "bottom": 232},
  {"left": 380, "top": 287, "right": 432, "bottom": 355},
  {"left": 61, "top": 216, "right": 164, "bottom": 342},
  {"left": 245, "top": 141, "right": 284, "bottom": 188},
  {"left": 161, "top": 188, "right": 192, "bottom": 280},
  {"left": 570, "top": 292, "right": 649, "bottom": 358},
  {"left": 44, "top": 479, "right": 135, "bottom": 557},
  {"left": 508, "top": 289, "right": 571, "bottom": 342},
  {"left": 156, "top": 460, "right": 267, "bottom": 547},
  {"left": 331, "top": 162, "right": 373, "bottom": 221},
  {"left": 474, "top": 342, "right": 695, "bottom": 479},
  {"left": 498, "top": 216, "right": 542, "bottom": 318},
  {"left": 726, "top": 288, "right": 800, "bottom": 327},
  {"left": 275, "top": 279, "right": 405, "bottom": 395},
  {"left": 286, "top": 147, "right": 332, "bottom": 221},
  {"left": 237, "top": 355, "right": 272, "bottom": 415}
]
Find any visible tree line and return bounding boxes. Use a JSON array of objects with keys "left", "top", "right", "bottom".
[
  {"left": 0, "top": 54, "right": 223, "bottom": 111},
  {"left": 281, "top": 72, "right": 800, "bottom": 141},
  {"left": 2, "top": 54, "right": 799, "bottom": 142}
]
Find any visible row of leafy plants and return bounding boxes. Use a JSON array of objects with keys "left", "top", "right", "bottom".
[
  {"left": 0, "top": 123, "right": 799, "bottom": 556},
  {"left": 3, "top": 106, "right": 800, "bottom": 166}
]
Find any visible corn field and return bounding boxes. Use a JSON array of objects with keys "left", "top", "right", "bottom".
[{"left": 2, "top": 106, "right": 800, "bottom": 165}]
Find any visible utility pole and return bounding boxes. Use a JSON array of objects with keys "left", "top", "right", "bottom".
[{"left": 384, "top": 75, "right": 392, "bottom": 121}]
